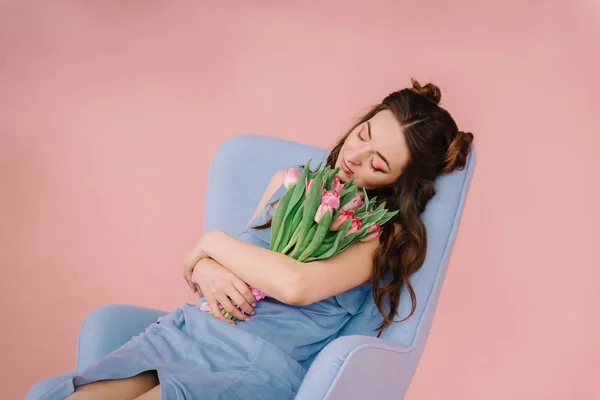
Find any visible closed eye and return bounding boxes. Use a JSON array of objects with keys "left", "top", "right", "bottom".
[
  {"left": 357, "top": 130, "right": 382, "bottom": 173},
  {"left": 370, "top": 158, "right": 382, "bottom": 173}
]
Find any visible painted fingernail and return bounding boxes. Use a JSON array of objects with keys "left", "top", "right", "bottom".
[
  {"left": 245, "top": 317, "right": 250, "bottom": 321},
  {"left": 251, "top": 303, "right": 256, "bottom": 307},
  {"left": 250, "top": 311, "right": 256, "bottom": 315}
]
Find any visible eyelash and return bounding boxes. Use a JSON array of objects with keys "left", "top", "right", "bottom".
[{"left": 357, "top": 130, "right": 381, "bottom": 172}]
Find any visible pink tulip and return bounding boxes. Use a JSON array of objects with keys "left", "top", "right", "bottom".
[
  {"left": 321, "top": 189, "right": 340, "bottom": 209},
  {"left": 306, "top": 178, "right": 325, "bottom": 194},
  {"left": 332, "top": 175, "right": 345, "bottom": 191},
  {"left": 360, "top": 223, "right": 382, "bottom": 241},
  {"left": 342, "top": 194, "right": 364, "bottom": 211},
  {"left": 231, "top": 285, "right": 267, "bottom": 306},
  {"left": 315, "top": 204, "right": 334, "bottom": 223},
  {"left": 231, "top": 286, "right": 267, "bottom": 305},
  {"left": 330, "top": 210, "right": 354, "bottom": 231},
  {"left": 344, "top": 217, "right": 361, "bottom": 236},
  {"left": 200, "top": 285, "right": 266, "bottom": 313},
  {"left": 283, "top": 168, "right": 299, "bottom": 189},
  {"left": 249, "top": 285, "right": 266, "bottom": 302},
  {"left": 305, "top": 178, "right": 313, "bottom": 193}
]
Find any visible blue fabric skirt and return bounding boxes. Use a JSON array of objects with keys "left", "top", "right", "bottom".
[
  {"left": 28, "top": 176, "right": 372, "bottom": 400},
  {"left": 30, "top": 299, "right": 311, "bottom": 400}
]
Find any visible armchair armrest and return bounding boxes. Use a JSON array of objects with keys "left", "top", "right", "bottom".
[
  {"left": 75, "top": 304, "right": 167, "bottom": 371},
  {"left": 295, "top": 335, "right": 423, "bottom": 400}
]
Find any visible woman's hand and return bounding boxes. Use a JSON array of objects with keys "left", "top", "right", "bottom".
[
  {"left": 183, "top": 231, "right": 214, "bottom": 294},
  {"left": 191, "top": 257, "right": 257, "bottom": 324}
]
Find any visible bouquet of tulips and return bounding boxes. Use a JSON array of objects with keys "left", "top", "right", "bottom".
[
  {"left": 202, "top": 159, "right": 398, "bottom": 321},
  {"left": 271, "top": 159, "right": 398, "bottom": 260}
]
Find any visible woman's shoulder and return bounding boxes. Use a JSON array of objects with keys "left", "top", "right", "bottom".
[
  {"left": 266, "top": 166, "right": 300, "bottom": 202},
  {"left": 269, "top": 166, "right": 296, "bottom": 193},
  {"left": 264, "top": 166, "right": 296, "bottom": 195},
  {"left": 272, "top": 167, "right": 288, "bottom": 182},
  {"left": 243, "top": 166, "right": 295, "bottom": 230},
  {"left": 274, "top": 165, "right": 302, "bottom": 177}
]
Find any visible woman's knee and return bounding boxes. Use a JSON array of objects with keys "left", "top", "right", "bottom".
[{"left": 25, "top": 373, "right": 77, "bottom": 400}]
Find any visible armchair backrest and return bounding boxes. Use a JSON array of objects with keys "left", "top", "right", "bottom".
[{"left": 204, "top": 134, "right": 477, "bottom": 349}]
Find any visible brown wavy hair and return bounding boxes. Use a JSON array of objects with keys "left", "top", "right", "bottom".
[{"left": 253, "top": 79, "right": 474, "bottom": 337}]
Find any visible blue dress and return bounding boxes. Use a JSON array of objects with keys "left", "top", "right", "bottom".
[{"left": 30, "top": 180, "right": 373, "bottom": 400}]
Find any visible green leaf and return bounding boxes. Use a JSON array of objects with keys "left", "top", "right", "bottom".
[
  {"left": 339, "top": 186, "right": 358, "bottom": 209},
  {"left": 374, "top": 202, "right": 386, "bottom": 212},
  {"left": 325, "top": 166, "right": 340, "bottom": 191},
  {"left": 298, "top": 210, "right": 333, "bottom": 262},
  {"left": 309, "top": 231, "right": 336, "bottom": 256},
  {"left": 293, "top": 168, "right": 326, "bottom": 254},
  {"left": 308, "top": 218, "right": 352, "bottom": 260},
  {"left": 368, "top": 200, "right": 378, "bottom": 212},
  {"left": 292, "top": 200, "right": 305, "bottom": 225},
  {"left": 323, "top": 233, "right": 337, "bottom": 245},
  {"left": 282, "top": 227, "right": 299, "bottom": 254},
  {"left": 291, "top": 223, "right": 317, "bottom": 258},
  {"left": 376, "top": 210, "right": 399, "bottom": 226},
  {"left": 308, "top": 161, "right": 324, "bottom": 178},
  {"left": 383, "top": 210, "right": 400, "bottom": 223},
  {"left": 272, "top": 160, "right": 312, "bottom": 250},
  {"left": 354, "top": 190, "right": 371, "bottom": 215},
  {"left": 275, "top": 201, "right": 302, "bottom": 252},
  {"left": 280, "top": 206, "right": 305, "bottom": 253},
  {"left": 361, "top": 208, "right": 387, "bottom": 226},
  {"left": 269, "top": 187, "right": 294, "bottom": 250},
  {"left": 340, "top": 223, "right": 371, "bottom": 248}
]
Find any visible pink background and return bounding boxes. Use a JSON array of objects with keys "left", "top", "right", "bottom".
[{"left": 1, "top": 1, "right": 599, "bottom": 399}]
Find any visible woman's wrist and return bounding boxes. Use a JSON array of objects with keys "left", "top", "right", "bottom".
[
  {"left": 184, "top": 230, "right": 221, "bottom": 287},
  {"left": 197, "top": 229, "right": 222, "bottom": 261}
]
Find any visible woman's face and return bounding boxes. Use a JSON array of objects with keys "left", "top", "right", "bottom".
[{"left": 335, "top": 109, "right": 410, "bottom": 190}]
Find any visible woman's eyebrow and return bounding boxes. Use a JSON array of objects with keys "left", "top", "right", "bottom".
[{"left": 367, "top": 121, "right": 391, "bottom": 171}]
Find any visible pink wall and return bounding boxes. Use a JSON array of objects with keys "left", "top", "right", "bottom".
[{"left": 1, "top": 1, "right": 599, "bottom": 398}]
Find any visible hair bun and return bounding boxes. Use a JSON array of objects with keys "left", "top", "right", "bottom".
[
  {"left": 410, "top": 78, "right": 441, "bottom": 105},
  {"left": 442, "top": 130, "right": 474, "bottom": 173}
]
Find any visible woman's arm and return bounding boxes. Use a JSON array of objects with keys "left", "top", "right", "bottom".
[
  {"left": 199, "top": 229, "right": 375, "bottom": 306},
  {"left": 187, "top": 167, "right": 300, "bottom": 304},
  {"left": 191, "top": 166, "right": 376, "bottom": 306},
  {"left": 192, "top": 257, "right": 258, "bottom": 323},
  {"left": 199, "top": 229, "right": 302, "bottom": 304}
]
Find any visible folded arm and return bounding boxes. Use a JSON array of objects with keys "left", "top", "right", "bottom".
[
  {"left": 195, "top": 167, "right": 375, "bottom": 306},
  {"left": 201, "top": 229, "right": 375, "bottom": 306},
  {"left": 199, "top": 230, "right": 302, "bottom": 304}
]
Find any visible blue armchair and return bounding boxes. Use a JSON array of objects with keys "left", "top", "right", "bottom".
[{"left": 27, "top": 134, "right": 476, "bottom": 399}]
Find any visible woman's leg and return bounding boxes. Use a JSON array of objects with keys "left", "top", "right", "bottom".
[
  {"left": 63, "top": 371, "right": 159, "bottom": 400},
  {"left": 133, "top": 385, "right": 161, "bottom": 400}
]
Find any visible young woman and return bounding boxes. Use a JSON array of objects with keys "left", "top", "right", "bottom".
[{"left": 28, "top": 79, "right": 474, "bottom": 400}]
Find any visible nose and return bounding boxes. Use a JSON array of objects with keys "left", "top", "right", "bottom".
[{"left": 346, "top": 147, "right": 369, "bottom": 166}]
